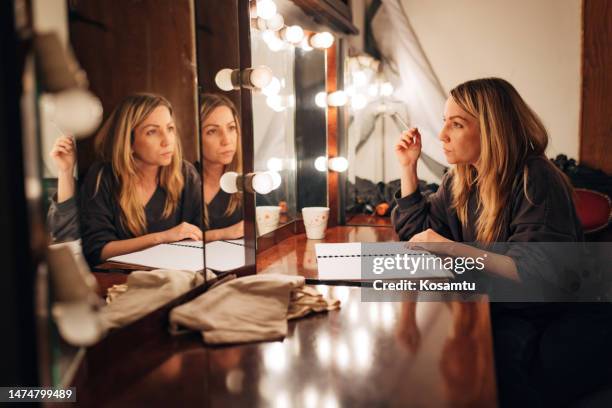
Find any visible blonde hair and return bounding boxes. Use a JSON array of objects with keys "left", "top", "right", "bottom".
[
  {"left": 449, "top": 78, "right": 572, "bottom": 243},
  {"left": 94, "top": 93, "right": 184, "bottom": 236},
  {"left": 199, "top": 93, "right": 242, "bottom": 227}
]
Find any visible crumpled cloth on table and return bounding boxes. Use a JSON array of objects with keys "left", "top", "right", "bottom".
[
  {"left": 100, "top": 269, "right": 214, "bottom": 329},
  {"left": 169, "top": 274, "right": 340, "bottom": 345}
]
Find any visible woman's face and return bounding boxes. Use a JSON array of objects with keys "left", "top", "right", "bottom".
[
  {"left": 439, "top": 96, "right": 481, "bottom": 165},
  {"left": 201, "top": 106, "right": 238, "bottom": 166},
  {"left": 132, "top": 105, "right": 176, "bottom": 167}
]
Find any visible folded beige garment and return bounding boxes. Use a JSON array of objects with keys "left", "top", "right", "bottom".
[
  {"left": 100, "top": 269, "right": 209, "bottom": 329},
  {"left": 169, "top": 274, "right": 340, "bottom": 345}
]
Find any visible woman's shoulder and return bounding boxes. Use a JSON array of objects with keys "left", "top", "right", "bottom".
[
  {"left": 181, "top": 160, "right": 201, "bottom": 181},
  {"left": 81, "top": 161, "right": 115, "bottom": 195},
  {"left": 517, "top": 155, "right": 572, "bottom": 204}
]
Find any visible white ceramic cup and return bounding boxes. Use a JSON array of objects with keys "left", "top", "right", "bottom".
[
  {"left": 256, "top": 206, "right": 281, "bottom": 236},
  {"left": 302, "top": 207, "right": 330, "bottom": 239}
]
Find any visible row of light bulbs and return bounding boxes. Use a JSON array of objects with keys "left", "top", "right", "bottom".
[
  {"left": 252, "top": 0, "right": 334, "bottom": 52},
  {"left": 221, "top": 170, "right": 282, "bottom": 195}
]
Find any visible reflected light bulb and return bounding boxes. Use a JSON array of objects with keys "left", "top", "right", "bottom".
[
  {"left": 266, "top": 95, "right": 285, "bottom": 112},
  {"left": 314, "top": 156, "right": 328, "bottom": 172},
  {"left": 283, "top": 25, "right": 304, "bottom": 44},
  {"left": 381, "top": 82, "right": 394, "bottom": 97},
  {"left": 252, "top": 172, "right": 274, "bottom": 194},
  {"left": 310, "top": 32, "right": 334, "bottom": 49},
  {"left": 265, "top": 13, "right": 284, "bottom": 31},
  {"left": 220, "top": 171, "right": 239, "bottom": 193},
  {"left": 267, "top": 171, "right": 282, "bottom": 190},
  {"left": 327, "top": 90, "right": 348, "bottom": 107},
  {"left": 256, "top": 0, "right": 277, "bottom": 20},
  {"left": 352, "top": 70, "right": 367, "bottom": 87},
  {"left": 351, "top": 94, "right": 367, "bottom": 110},
  {"left": 215, "top": 68, "right": 235, "bottom": 91},
  {"left": 299, "top": 37, "right": 313, "bottom": 52},
  {"left": 328, "top": 157, "right": 349, "bottom": 172},
  {"left": 267, "top": 157, "right": 283, "bottom": 172},
  {"left": 41, "top": 89, "right": 103, "bottom": 137},
  {"left": 315, "top": 91, "right": 327, "bottom": 108},
  {"left": 262, "top": 76, "right": 281, "bottom": 96},
  {"left": 368, "top": 83, "right": 379, "bottom": 97},
  {"left": 250, "top": 66, "right": 273, "bottom": 89}
]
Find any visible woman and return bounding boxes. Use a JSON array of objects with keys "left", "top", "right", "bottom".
[
  {"left": 80, "top": 93, "right": 203, "bottom": 267},
  {"left": 47, "top": 135, "right": 79, "bottom": 242},
  {"left": 393, "top": 78, "right": 612, "bottom": 406},
  {"left": 199, "top": 93, "right": 243, "bottom": 241}
]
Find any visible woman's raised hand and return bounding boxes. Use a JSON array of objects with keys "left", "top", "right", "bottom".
[
  {"left": 160, "top": 222, "right": 203, "bottom": 243},
  {"left": 394, "top": 128, "right": 422, "bottom": 168},
  {"left": 50, "top": 136, "right": 76, "bottom": 174}
]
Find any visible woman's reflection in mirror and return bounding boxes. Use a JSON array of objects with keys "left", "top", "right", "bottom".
[{"left": 199, "top": 93, "right": 244, "bottom": 242}]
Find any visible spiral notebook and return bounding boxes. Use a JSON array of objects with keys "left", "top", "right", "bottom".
[{"left": 108, "top": 240, "right": 246, "bottom": 272}]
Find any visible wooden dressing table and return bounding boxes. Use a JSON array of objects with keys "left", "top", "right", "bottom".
[{"left": 76, "top": 226, "right": 498, "bottom": 407}]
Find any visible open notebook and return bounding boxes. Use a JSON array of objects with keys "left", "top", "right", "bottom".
[{"left": 108, "top": 240, "right": 246, "bottom": 272}]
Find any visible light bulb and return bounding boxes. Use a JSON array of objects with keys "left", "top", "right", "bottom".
[
  {"left": 381, "top": 82, "right": 394, "bottom": 97},
  {"left": 266, "top": 13, "right": 284, "bottom": 31},
  {"left": 309, "top": 32, "right": 334, "bottom": 49},
  {"left": 368, "top": 83, "right": 379, "bottom": 97},
  {"left": 267, "top": 171, "right": 282, "bottom": 190},
  {"left": 266, "top": 95, "right": 285, "bottom": 112},
  {"left": 40, "top": 89, "right": 103, "bottom": 137},
  {"left": 215, "top": 68, "right": 235, "bottom": 91},
  {"left": 257, "top": 0, "right": 277, "bottom": 20},
  {"left": 329, "top": 157, "right": 349, "bottom": 172},
  {"left": 352, "top": 70, "right": 367, "bottom": 87},
  {"left": 252, "top": 172, "right": 274, "bottom": 194},
  {"left": 299, "top": 37, "right": 313, "bottom": 52},
  {"left": 314, "top": 156, "right": 328, "bottom": 172},
  {"left": 327, "top": 90, "right": 348, "bottom": 107},
  {"left": 220, "top": 171, "right": 239, "bottom": 193},
  {"left": 315, "top": 91, "right": 327, "bottom": 108},
  {"left": 282, "top": 25, "right": 304, "bottom": 44},
  {"left": 249, "top": 66, "right": 273, "bottom": 89},
  {"left": 351, "top": 94, "right": 368, "bottom": 110},
  {"left": 267, "top": 157, "right": 283, "bottom": 172},
  {"left": 262, "top": 76, "right": 281, "bottom": 96}
]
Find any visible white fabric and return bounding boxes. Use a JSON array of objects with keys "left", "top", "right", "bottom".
[
  {"left": 373, "top": 0, "right": 448, "bottom": 170},
  {"left": 99, "top": 269, "right": 210, "bottom": 329},
  {"left": 169, "top": 274, "right": 340, "bottom": 345}
]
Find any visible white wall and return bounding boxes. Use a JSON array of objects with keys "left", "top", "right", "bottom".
[{"left": 399, "top": 0, "right": 581, "bottom": 159}]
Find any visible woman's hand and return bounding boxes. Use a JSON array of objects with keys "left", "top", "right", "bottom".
[
  {"left": 159, "top": 222, "right": 203, "bottom": 243},
  {"left": 224, "top": 221, "right": 244, "bottom": 239},
  {"left": 394, "top": 128, "right": 422, "bottom": 168},
  {"left": 50, "top": 136, "right": 76, "bottom": 174},
  {"left": 406, "top": 228, "right": 454, "bottom": 256}
]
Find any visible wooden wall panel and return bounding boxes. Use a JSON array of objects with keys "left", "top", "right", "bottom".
[
  {"left": 326, "top": 43, "right": 339, "bottom": 228},
  {"left": 580, "top": 0, "right": 612, "bottom": 174},
  {"left": 69, "top": 0, "right": 199, "bottom": 175}
]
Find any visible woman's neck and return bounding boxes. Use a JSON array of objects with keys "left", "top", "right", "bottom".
[
  {"left": 203, "top": 162, "right": 224, "bottom": 185},
  {"left": 134, "top": 159, "right": 160, "bottom": 185}
]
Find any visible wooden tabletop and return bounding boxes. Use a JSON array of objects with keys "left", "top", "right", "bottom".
[{"left": 75, "top": 226, "right": 498, "bottom": 407}]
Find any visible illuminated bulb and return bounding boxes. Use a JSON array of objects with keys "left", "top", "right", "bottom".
[
  {"left": 315, "top": 91, "right": 327, "bottom": 108},
  {"left": 262, "top": 76, "right": 281, "bottom": 96},
  {"left": 380, "top": 82, "right": 394, "bottom": 97},
  {"left": 368, "top": 83, "right": 379, "bottom": 97},
  {"left": 249, "top": 66, "right": 273, "bottom": 89},
  {"left": 267, "top": 157, "right": 283, "bottom": 172},
  {"left": 256, "top": 0, "right": 277, "bottom": 20},
  {"left": 267, "top": 171, "right": 282, "bottom": 190},
  {"left": 265, "top": 13, "right": 284, "bottom": 31},
  {"left": 345, "top": 85, "right": 356, "bottom": 97},
  {"left": 282, "top": 25, "right": 304, "bottom": 44},
  {"left": 351, "top": 94, "right": 367, "bottom": 110},
  {"left": 252, "top": 172, "right": 274, "bottom": 194},
  {"left": 266, "top": 95, "right": 285, "bottom": 112},
  {"left": 40, "top": 89, "right": 103, "bottom": 137},
  {"left": 328, "top": 157, "right": 349, "bottom": 172},
  {"left": 314, "top": 156, "right": 328, "bottom": 172},
  {"left": 299, "top": 37, "right": 313, "bottom": 52},
  {"left": 352, "top": 70, "right": 367, "bottom": 87},
  {"left": 262, "top": 31, "right": 286, "bottom": 51},
  {"left": 309, "top": 32, "right": 334, "bottom": 49},
  {"left": 220, "top": 171, "right": 239, "bottom": 193},
  {"left": 215, "top": 68, "right": 235, "bottom": 91},
  {"left": 327, "top": 90, "right": 348, "bottom": 107}
]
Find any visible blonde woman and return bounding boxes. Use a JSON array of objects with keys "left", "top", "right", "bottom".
[
  {"left": 393, "top": 78, "right": 612, "bottom": 406},
  {"left": 199, "top": 93, "right": 243, "bottom": 241},
  {"left": 80, "top": 93, "right": 202, "bottom": 267}
]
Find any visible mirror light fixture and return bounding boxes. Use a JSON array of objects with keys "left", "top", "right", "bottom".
[
  {"left": 252, "top": 14, "right": 284, "bottom": 31},
  {"left": 279, "top": 25, "right": 305, "bottom": 44},
  {"left": 215, "top": 66, "right": 274, "bottom": 91},
  {"left": 307, "top": 32, "right": 334, "bottom": 49},
  {"left": 256, "top": 0, "right": 277, "bottom": 20},
  {"left": 314, "top": 156, "right": 349, "bottom": 173},
  {"left": 40, "top": 89, "right": 103, "bottom": 138},
  {"left": 220, "top": 171, "right": 281, "bottom": 195},
  {"left": 315, "top": 90, "right": 348, "bottom": 108}
]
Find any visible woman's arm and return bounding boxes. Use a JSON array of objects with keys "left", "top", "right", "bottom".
[{"left": 204, "top": 220, "right": 243, "bottom": 242}]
